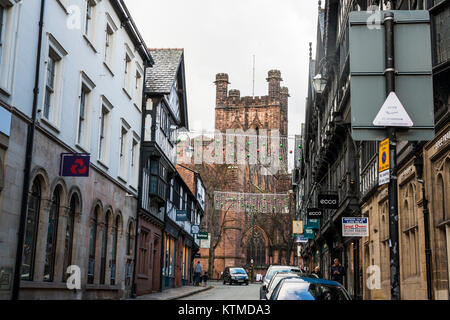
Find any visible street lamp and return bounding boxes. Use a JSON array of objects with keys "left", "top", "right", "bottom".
[{"left": 313, "top": 74, "right": 327, "bottom": 94}]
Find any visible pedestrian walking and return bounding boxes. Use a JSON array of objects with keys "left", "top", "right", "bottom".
[
  {"left": 194, "top": 261, "right": 202, "bottom": 286},
  {"left": 331, "top": 258, "right": 345, "bottom": 284},
  {"left": 202, "top": 271, "right": 208, "bottom": 286},
  {"left": 312, "top": 266, "right": 322, "bottom": 278}
]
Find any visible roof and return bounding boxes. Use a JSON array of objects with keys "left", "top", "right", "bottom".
[{"left": 145, "top": 49, "right": 184, "bottom": 94}]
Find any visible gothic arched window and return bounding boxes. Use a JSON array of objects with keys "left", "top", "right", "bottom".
[
  {"left": 63, "top": 193, "right": 78, "bottom": 282},
  {"left": 44, "top": 187, "right": 61, "bottom": 282},
  {"left": 22, "top": 179, "right": 42, "bottom": 281},
  {"left": 246, "top": 231, "right": 266, "bottom": 267}
]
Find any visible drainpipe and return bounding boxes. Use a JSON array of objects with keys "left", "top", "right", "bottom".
[{"left": 11, "top": 0, "right": 46, "bottom": 301}]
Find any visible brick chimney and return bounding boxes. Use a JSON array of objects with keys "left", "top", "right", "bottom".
[
  {"left": 214, "top": 73, "right": 230, "bottom": 107},
  {"left": 229, "top": 89, "right": 240, "bottom": 99},
  {"left": 267, "top": 70, "right": 282, "bottom": 101}
]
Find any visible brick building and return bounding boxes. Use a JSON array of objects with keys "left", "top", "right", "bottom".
[{"left": 195, "top": 71, "right": 296, "bottom": 279}]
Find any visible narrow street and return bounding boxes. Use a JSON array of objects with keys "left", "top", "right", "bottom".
[{"left": 180, "top": 282, "right": 260, "bottom": 300}]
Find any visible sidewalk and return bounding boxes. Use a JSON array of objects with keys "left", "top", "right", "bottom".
[{"left": 133, "top": 283, "right": 214, "bottom": 300}]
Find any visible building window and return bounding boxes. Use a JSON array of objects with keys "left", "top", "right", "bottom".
[
  {"left": 77, "top": 86, "right": 89, "bottom": 145},
  {"left": 43, "top": 53, "right": 57, "bottom": 120},
  {"left": 88, "top": 206, "right": 99, "bottom": 284},
  {"left": 62, "top": 194, "right": 78, "bottom": 282},
  {"left": 100, "top": 211, "right": 110, "bottom": 285},
  {"left": 163, "top": 234, "right": 176, "bottom": 277},
  {"left": 148, "top": 158, "right": 167, "bottom": 200},
  {"left": 246, "top": 231, "right": 266, "bottom": 267},
  {"left": 124, "top": 53, "right": 132, "bottom": 94},
  {"left": 138, "top": 229, "right": 149, "bottom": 275},
  {"left": 0, "top": 5, "right": 4, "bottom": 65},
  {"left": 119, "top": 125, "right": 129, "bottom": 180},
  {"left": 104, "top": 24, "right": 114, "bottom": 68},
  {"left": 126, "top": 221, "right": 134, "bottom": 256},
  {"left": 135, "top": 69, "right": 142, "bottom": 104},
  {"left": 44, "top": 187, "right": 61, "bottom": 282},
  {"left": 21, "top": 178, "right": 42, "bottom": 281},
  {"left": 110, "top": 215, "right": 119, "bottom": 285},
  {"left": 84, "top": 0, "right": 92, "bottom": 36},
  {"left": 98, "top": 105, "right": 110, "bottom": 163},
  {"left": 402, "top": 184, "right": 420, "bottom": 278},
  {"left": 131, "top": 137, "right": 139, "bottom": 188}
]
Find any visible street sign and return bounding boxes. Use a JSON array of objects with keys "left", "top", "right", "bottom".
[
  {"left": 60, "top": 154, "right": 90, "bottom": 177},
  {"left": 197, "top": 232, "right": 209, "bottom": 240},
  {"left": 293, "top": 221, "right": 303, "bottom": 234},
  {"left": 378, "top": 138, "right": 390, "bottom": 186},
  {"left": 318, "top": 194, "right": 339, "bottom": 209},
  {"left": 373, "top": 92, "right": 413, "bottom": 127},
  {"left": 379, "top": 170, "right": 390, "bottom": 186},
  {"left": 306, "top": 219, "right": 320, "bottom": 230},
  {"left": 295, "top": 234, "right": 308, "bottom": 243},
  {"left": 191, "top": 224, "right": 200, "bottom": 234},
  {"left": 307, "top": 208, "right": 323, "bottom": 219},
  {"left": 342, "top": 217, "right": 369, "bottom": 237},
  {"left": 176, "top": 210, "right": 188, "bottom": 222},
  {"left": 349, "top": 10, "right": 435, "bottom": 141}
]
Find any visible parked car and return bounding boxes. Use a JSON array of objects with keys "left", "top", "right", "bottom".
[
  {"left": 261, "top": 272, "right": 302, "bottom": 300},
  {"left": 268, "top": 277, "right": 352, "bottom": 300},
  {"left": 260, "top": 265, "right": 301, "bottom": 299},
  {"left": 223, "top": 267, "right": 249, "bottom": 285}
]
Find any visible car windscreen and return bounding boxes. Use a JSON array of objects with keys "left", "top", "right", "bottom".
[
  {"left": 230, "top": 268, "right": 246, "bottom": 274},
  {"left": 276, "top": 282, "right": 350, "bottom": 300},
  {"left": 268, "top": 274, "right": 300, "bottom": 295}
]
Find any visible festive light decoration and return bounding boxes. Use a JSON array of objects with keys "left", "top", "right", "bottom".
[{"left": 214, "top": 191, "right": 290, "bottom": 214}]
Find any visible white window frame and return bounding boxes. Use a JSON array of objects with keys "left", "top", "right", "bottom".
[
  {"left": 76, "top": 71, "right": 96, "bottom": 151},
  {"left": 40, "top": 34, "right": 67, "bottom": 130},
  {"left": 0, "top": 0, "right": 19, "bottom": 96},
  {"left": 98, "top": 96, "right": 113, "bottom": 167},
  {"left": 118, "top": 119, "right": 130, "bottom": 182},
  {"left": 130, "top": 132, "right": 140, "bottom": 190},
  {"left": 103, "top": 13, "right": 118, "bottom": 75},
  {"left": 83, "top": 0, "right": 98, "bottom": 50},
  {"left": 134, "top": 62, "right": 144, "bottom": 109}
]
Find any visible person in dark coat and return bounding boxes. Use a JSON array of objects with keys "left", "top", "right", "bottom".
[
  {"left": 331, "top": 258, "right": 345, "bottom": 284},
  {"left": 202, "top": 271, "right": 208, "bottom": 286},
  {"left": 312, "top": 266, "right": 322, "bottom": 278}
]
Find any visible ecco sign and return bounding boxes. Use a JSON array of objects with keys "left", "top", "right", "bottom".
[
  {"left": 318, "top": 194, "right": 339, "bottom": 209},
  {"left": 307, "top": 208, "right": 323, "bottom": 219}
]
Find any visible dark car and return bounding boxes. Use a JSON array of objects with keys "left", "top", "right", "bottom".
[
  {"left": 223, "top": 267, "right": 249, "bottom": 285},
  {"left": 269, "top": 277, "right": 352, "bottom": 300}
]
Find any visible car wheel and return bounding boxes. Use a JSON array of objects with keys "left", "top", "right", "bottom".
[
  {"left": 223, "top": 280, "right": 226, "bottom": 285},
  {"left": 245, "top": 282, "right": 249, "bottom": 286}
]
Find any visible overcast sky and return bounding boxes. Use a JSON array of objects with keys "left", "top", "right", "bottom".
[{"left": 126, "top": 0, "right": 319, "bottom": 165}]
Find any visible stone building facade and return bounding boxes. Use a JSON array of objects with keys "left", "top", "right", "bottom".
[{"left": 0, "top": 0, "right": 151, "bottom": 300}]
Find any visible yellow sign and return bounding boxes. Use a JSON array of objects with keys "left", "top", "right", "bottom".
[
  {"left": 293, "top": 220, "right": 303, "bottom": 234},
  {"left": 379, "top": 138, "right": 390, "bottom": 173}
]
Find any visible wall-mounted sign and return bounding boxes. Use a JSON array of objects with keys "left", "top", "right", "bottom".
[
  {"left": 60, "top": 154, "right": 90, "bottom": 177},
  {"left": 191, "top": 224, "right": 200, "bottom": 234},
  {"left": 176, "top": 210, "right": 188, "bottom": 222},
  {"left": 307, "top": 208, "right": 323, "bottom": 219},
  {"left": 378, "top": 138, "right": 390, "bottom": 186},
  {"left": 318, "top": 194, "right": 339, "bottom": 209},
  {"left": 293, "top": 220, "right": 303, "bottom": 234},
  {"left": 342, "top": 217, "right": 369, "bottom": 237}
]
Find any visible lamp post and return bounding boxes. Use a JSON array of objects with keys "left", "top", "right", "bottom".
[
  {"left": 313, "top": 74, "right": 327, "bottom": 94},
  {"left": 413, "top": 147, "right": 433, "bottom": 300}
]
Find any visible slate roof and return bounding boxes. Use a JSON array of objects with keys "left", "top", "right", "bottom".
[{"left": 145, "top": 49, "right": 184, "bottom": 94}]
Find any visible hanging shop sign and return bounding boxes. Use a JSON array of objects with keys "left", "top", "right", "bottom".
[
  {"left": 295, "top": 234, "right": 308, "bottom": 243},
  {"left": 342, "top": 217, "right": 369, "bottom": 237},
  {"left": 304, "top": 227, "right": 315, "bottom": 240},
  {"left": 293, "top": 220, "right": 303, "bottom": 234},
  {"left": 306, "top": 219, "right": 320, "bottom": 230},
  {"left": 318, "top": 194, "right": 339, "bottom": 209},
  {"left": 176, "top": 210, "right": 188, "bottom": 222},
  {"left": 60, "top": 153, "right": 90, "bottom": 177},
  {"left": 200, "top": 237, "right": 211, "bottom": 249},
  {"left": 307, "top": 208, "right": 323, "bottom": 219},
  {"left": 191, "top": 224, "right": 200, "bottom": 234},
  {"left": 197, "top": 232, "right": 209, "bottom": 240}
]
